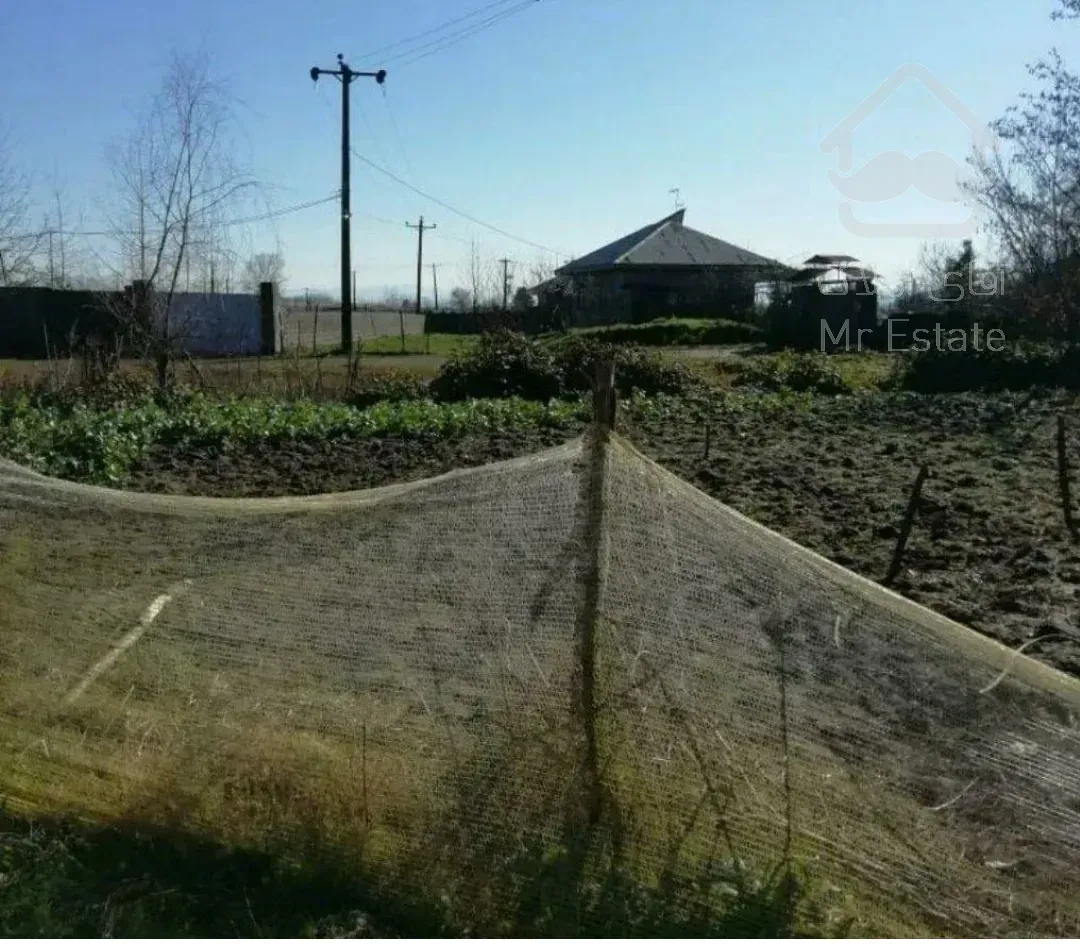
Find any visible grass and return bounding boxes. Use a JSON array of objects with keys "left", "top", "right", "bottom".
[
  {"left": 0, "top": 811, "right": 449, "bottom": 937},
  {"left": 713, "top": 350, "right": 896, "bottom": 393},
  {"left": 355, "top": 332, "right": 477, "bottom": 357}
]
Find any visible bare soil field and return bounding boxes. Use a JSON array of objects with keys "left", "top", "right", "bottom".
[
  {"left": 281, "top": 307, "right": 426, "bottom": 351},
  {"left": 124, "top": 390, "right": 1080, "bottom": 677}
]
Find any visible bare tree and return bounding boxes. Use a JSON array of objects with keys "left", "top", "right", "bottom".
[
  {"left": 449, "top": 286, "right": 471, "bottom": 313},
  {"left": 0, "top": 123, "right": 41, "bottom": 286},
  {"left": 105, "top": 52, "right": 257, "bottom": 386},
  {"left": 241, "top": 251, "right": 286, "bottom": 291},
  {"left": 462, "top": 240, "right": 482, "bottom": 314},
  {"left": 527, "top": 254, "right": 556, "bottom": 291},
  {"left": 965, "top": 6, "right": 1080, "bottom": 337}
]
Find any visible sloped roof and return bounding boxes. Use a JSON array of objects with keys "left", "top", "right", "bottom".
[
  {"left": 804, "top": 254, "right": 859, "bottom": 266},
  {"left": 556, "top": 210, "right": 779, "bottom": 274}
]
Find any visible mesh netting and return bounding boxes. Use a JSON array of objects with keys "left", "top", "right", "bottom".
[{"left": 2, "top": 429, "right": 1080, "bottom": 935}]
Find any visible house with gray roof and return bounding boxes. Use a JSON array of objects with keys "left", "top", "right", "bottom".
[{"left": 536, "top": 209, "right": 785, "bottom": 324}]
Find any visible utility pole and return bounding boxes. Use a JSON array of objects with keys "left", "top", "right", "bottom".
[
  {"left": 431, "top": 263, "right": 439, "bottom": 311},
  {"left": 352, "top": 269, "right": 357, "bottom": 312},
  {"left": 310, "top": 54, "right": 386, "bottom": 353},
  {"left": 406, "top": 216, "right": 437, "bottom": 315},
  {"left": 406, "top": 216, "right": 436, "bottom": 354},
  {"left": 499, "top": 257, "right": 512, "bottom": 312}
]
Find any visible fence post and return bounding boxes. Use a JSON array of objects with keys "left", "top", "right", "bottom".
[
  {"left": 1058, "top": 415, "right": 1079, "bottom": 543},
  {"left": 884, "top": 463, "right": 929, "bottom": 586},
  {"left": 259, "top": 281, "right": 279, "bottom": 356}
]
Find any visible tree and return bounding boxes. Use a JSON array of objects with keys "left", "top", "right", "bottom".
[
  {"left": 242, "top": 251, "right": 285, "bottom": 291},
  {"left": 511, "top": 286, "right": 532, "bottom": 311},
  {"left": 0, "top": 123, "right": 41, "bottom": 287},
  {"left": 449, "top": 287, "right": 471, "bottom": 313},
  {"left": 965, "top": 11, "right": 1080, "bottom": 337},
  {"left": 106, "top": 52, "right": 258, "bottom": 386},
  {"left": 462, "top": 240, "right": 482, "bottom": 314}
]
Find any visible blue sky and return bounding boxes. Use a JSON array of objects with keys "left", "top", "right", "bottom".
[{"left": 2, "top": 0, "right": 1077, "bottom": 299}]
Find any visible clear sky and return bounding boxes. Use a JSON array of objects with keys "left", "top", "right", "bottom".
[{"left": 2, "top": 0, "right": 1077, "bottom": 300}]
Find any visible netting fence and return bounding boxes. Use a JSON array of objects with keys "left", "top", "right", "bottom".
[{"left": 2, "top": 402, "right": 1080, "bottom": 934}]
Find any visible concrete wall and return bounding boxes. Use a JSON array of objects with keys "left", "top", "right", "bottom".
[
  {"left": 0, "top": 287, "right": 120, "bottom": 358},
  {"left": 0, "top": 286, "right": 275, "bottom": 359},
  {"left": 165, "top": 291, "right": 262, "bottom": 356}
]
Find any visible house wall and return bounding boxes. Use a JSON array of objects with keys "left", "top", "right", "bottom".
[{"left": 553, "top": 267, "right": 758, "bottom": 325}]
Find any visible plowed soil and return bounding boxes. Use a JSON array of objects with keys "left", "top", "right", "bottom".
[{"left": 126, "top": 390, "right": 1080, "bottom": 676}]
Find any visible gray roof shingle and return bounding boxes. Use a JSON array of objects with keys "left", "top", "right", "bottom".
[{"left": 556, "top": 210, "right": 778, "bottom": 274}]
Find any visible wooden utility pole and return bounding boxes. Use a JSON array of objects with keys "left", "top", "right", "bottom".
[
  {"left": 309, "top": 55, "right": 386, "bottom": 353},
  {"left": 499, "top": 257, "right": 511, "bottom": 312},
  {"left": 431, "top": 263, "right": 439, "bottom": 311},
  {"left": 406, "top": 216, "right": 437, "bottom": 315}
]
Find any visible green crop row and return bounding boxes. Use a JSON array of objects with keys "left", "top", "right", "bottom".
[{"left": 0, "top": 392, "right": 591, "bottom": 486}]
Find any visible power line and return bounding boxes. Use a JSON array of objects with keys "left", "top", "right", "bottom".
[
  {"left": 4, "top": 194, "right": 341, "bottom": 243},
  {"left": 356, "top": 0, "right": 523, "bottom": 63},
  {"left": 393, "top": 0, "right": 540, "bottom": 70},
  {"left": 350, "top": 147, "right": 567, "bottom": 256},
  {"left": 381, "top": 87, "right": 415, "bottom": 179}
]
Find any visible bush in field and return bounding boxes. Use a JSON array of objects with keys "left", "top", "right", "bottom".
[
  {"left": 347, "top": 370, "right": 429, "bottom": 409},
  {"left": 896, "top": 342, "right": 1070, "bottom": 392},
  {"left": 553, "top": 336, "right": 697, "bottom": 397},
  {"left": 734, "top": 351, "right": 854, "bottom": 395},
  {"left": 565, "top": 318, "right": 762, "bottom": 348},
  {"left": 429, "top": 331, "right": 563, "bottom": 402},
  {"left": 430, "top": 331, "right": 698, "bottom": 402}
]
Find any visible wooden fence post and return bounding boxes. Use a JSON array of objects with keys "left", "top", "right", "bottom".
[
  {"left": 884, "top": 464, "right": 929, "bottom": 586},
  {"left": 1058, "top": 415, "right": 1079, "bottom": 543}
]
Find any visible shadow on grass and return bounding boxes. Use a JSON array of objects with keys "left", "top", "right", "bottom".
[
  {"left": 0, "top": 806, "right": 812, "bottom": 938},
  {"left": 0, "top": 810, "right": 449, "bottom": 938}
]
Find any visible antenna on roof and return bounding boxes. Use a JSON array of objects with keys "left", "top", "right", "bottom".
[{"left": 668, "top": 188, "right": 684, "bottom": 212}]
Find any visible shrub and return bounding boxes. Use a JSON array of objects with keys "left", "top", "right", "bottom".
[
  {"left": 896, "top": 342, "right": 1067, "bottom": 393},
  {"left": 429, "top": 331, "right": 563, "bottom": 402},
  {"left": 346, "top": 370, "right": 429, "bottom": 409},
  {"left": 430, "top": 332, "right": 699, "bottom": 402},
  {"left": 564, "top": 318, "right": 762, "bottom": 348},
  {"left": 553, "top": 336, "right": 697, "bottom": 397},
  {"left": 733, "top": 351, "right": 854, "bottom": 395}
]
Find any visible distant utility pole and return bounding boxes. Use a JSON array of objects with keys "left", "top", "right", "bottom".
[
  {"left": 352, "top": 269, "right": 357, "bottom": 311},
  {"left": 406, "top": 216, "right": 437, "bottom": 315},
  {"left": 310, "top": 54, "right": 387, "bottom": 352},
  {"left": 499, "top": 257, "right": 512, "bottom": 312},
  {"left": 431, "top": 263, "right": 439, "bottom": 311}
]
